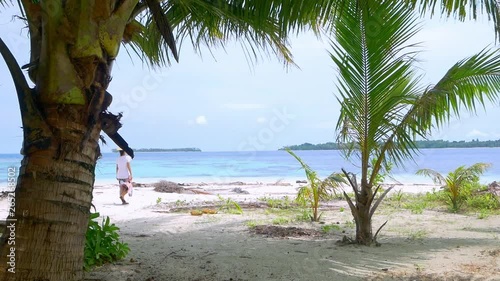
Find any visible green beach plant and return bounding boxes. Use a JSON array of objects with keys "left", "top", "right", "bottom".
[
  {"left": 217, "top": 195, "right": 243, "bottom": 215},
  {"left": 416, "top": 163, "right": 491, "bottom": 212},
  {"left": 259, "top": 196, "right": 293, "bottom": 209},
  {"left": 84, "top": 213, "right": 130, "bottom": 271},
  {"left": 467, "top": 193, "right": 499, "bottom": 211},
  {"left": 331, "top": 0, "right": 500, "bottom": 245},
  {"left": 286, "top": 148, "right": 345, "bottom": 222},
  {"left": 321, "top": 224, "right": 342, "bottom": 233},
  {"left": 272, "top": 217, "right": 291, "bottom": 225}
]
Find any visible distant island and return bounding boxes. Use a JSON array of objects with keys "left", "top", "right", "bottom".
[
  {"left": 112, "top": 148, "right": 202, "bottom": 152},
  {"left": 281, "top": 139, "right": 500, "bottom": 150}
]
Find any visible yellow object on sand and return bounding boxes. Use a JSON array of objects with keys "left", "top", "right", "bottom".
[
  {"left": 190, "top": 210, "right": 203, "bottom": 216},
  {"left": 202, "top": 209, "right": 217, "bottom": 214}
]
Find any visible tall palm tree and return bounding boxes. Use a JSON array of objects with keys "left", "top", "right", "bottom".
[
  {"left": 0, "top": 0, "right": 499, "bottom": 279},
  {"left": 417, "top": 163, "right": 491, "bottom": 212},
  {"left": 330, "top": 0, "right": 500, "bottom": 245}
]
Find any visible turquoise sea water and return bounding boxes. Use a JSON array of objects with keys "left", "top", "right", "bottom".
[{"left": 0, "top": 148, "right": 499, "bottom": 185}]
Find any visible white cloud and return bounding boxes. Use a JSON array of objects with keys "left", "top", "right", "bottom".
[
  {"left": 256, "top": 117, "right": 267, "bottom": 123},
  {"left": 221, "top": 103, "right": 267, "bottom": 110},
  {"left": 466, "top": 129, "right": 489, "bottom": 138},
  {"left": 195, "top": 115, "right": 208, "bottom": 125}
]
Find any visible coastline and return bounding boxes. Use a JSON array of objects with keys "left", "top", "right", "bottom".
[
  {"left": 88, "top": 179, "right": 442, "bottom": 223},
  {"left": 0, "top": 178, "right": 442, "bottom": 221}
]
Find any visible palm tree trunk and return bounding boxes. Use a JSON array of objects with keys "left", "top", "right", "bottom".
[
  {"left": 347, "top": 181, "right": 374, "bottom": 245},
  {"left": 356, "top": 183, "right": 374, "bottom": 244},
  {"left": 0, "top": 104, "right": 101, "bottom": 281},
  {"left": 353, "top": 201, "right": 373, "bottom": 245},
  {"left": 0, "top": 2, "right": 137, "bottom": 278}
]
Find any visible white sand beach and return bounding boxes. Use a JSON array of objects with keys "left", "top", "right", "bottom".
[{"left": 1, "top": 179, "right": 499, "bottom": 281}]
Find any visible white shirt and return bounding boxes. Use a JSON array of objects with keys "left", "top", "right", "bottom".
[{"left": 116, "top": 155, "right": 132, "bottom": 179}]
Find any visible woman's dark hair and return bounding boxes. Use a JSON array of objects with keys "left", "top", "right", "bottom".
[{"left": 119, "top": 150, "right": 125, "bottom": 156}]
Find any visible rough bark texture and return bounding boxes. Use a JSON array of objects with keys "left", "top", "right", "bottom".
[
  {"left": 354, "top": 199, "right": 373, "bottom": 244},
  {"left": 342, "top": 169, "right": 376, "bottom": 246},
  {"left": 0, "top": 106, "right": 101, "bottom": 280},
  {"left": 0, "top": 1, "right": 138, "bottom": 280},
  {"left": 353, "top": 186, "right": 374, "bottom": 245}
]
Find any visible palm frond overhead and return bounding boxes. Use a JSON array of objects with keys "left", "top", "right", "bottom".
[
  {"left": 144, "top": 0, "right": 179, "bottom": 62},
  {"left": 407, "top": 0, "right": 500, "bottom": 37},
  {"left": 0, "top": 0, "right": 11, "bottom": 7},
  {"left": 331, "top": 0, "right": 423, "bottom": 172},
  {"left": 124, "top": 0, "right": 353, "bottom": 67}
]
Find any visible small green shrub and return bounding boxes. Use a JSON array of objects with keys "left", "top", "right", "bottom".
[
  {"left": 175, "top": 199, "right": 187, "bottom": 206},
  {"left": 344, "top": 219, "right": 355, "bottom": 228},
  {"left": 403, "top": 200, "right": 426, "bottom": 214},
  {"left": 407, "top": 230, "right": 427, "bottom": 241},
  {"left": 477, "top": 209, "right": 490, "bottom": 219},
  {"left": 84, "top": 212, "right": 130, "bottom": 271},
  {"left": 217, "top": 195, "right": 243, "bottom": 214},
  {"left": 156, "top": 197, "right": 162, "bottom": 204},
  {"left": 466, "top": 194, "right": 499, "bottom": 210},
  {"left": 259, "top": 196, "right": 293, "bottom": 209},
  {"left": 246, "top": 220, "right": 259, "bottom": 228},
  {"left": 321, "top": 224, "right": 341, "bottom": 233},
  {"left": 391, "top": 190, "right": 405, "bottom": 205},
  {"left": 296, "top": 209, "right": 312, "bottom": 222},
  {"left": 272, "top": 217, "right": 291, "bottom": 225}
]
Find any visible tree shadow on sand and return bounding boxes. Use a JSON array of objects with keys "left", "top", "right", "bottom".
[{"left": 85, "top": 213, "right": 500, "bottom": 281}]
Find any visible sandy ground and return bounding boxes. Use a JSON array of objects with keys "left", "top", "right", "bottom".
[{"left": 1, "top": 180, "right": 499, "bottom": 280}]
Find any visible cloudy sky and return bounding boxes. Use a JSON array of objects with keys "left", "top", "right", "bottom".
[{"left": 1, "top": 6, "right": 499, "bottom": 153}]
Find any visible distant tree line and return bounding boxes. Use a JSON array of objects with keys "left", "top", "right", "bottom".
[
  {"left": 112, "top": 148, "right": 202, "bottom": 152},
  {"left": 281, "top": 139, "right": 500, "bottom": 150}
]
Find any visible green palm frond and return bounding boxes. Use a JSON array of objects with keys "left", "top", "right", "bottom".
[
  {"left": 406, "top": 0, "right": 500, "bottom": 39},
  {"left": 374, "top": 49, "right": 500, "bottom": 184},
  {"left": 415, "top": 168, "right": 446, "bottom": 185},
  {"left": 417, "top": 48, "right": 500, "bottom": 126},
  {"left": 0, "top": 0, "right": 11, "bottom": 7},
  {"left": 125, "top": 0, "right": 351, "bottom": 68},
  {"left": 331, "top": 0, "right": 423, "bottom": 182},
  {"left": 126, "top": 0, "right": 286, "bottom": 67},
  {"left": 144, "top": 0, "right": 178, "bottom": 62},
  {"left": 321, "top": 172, "right": 346, "bottom": 197},
  {"left": 285, "top": 148, "right": 317, "bottom": 183}
]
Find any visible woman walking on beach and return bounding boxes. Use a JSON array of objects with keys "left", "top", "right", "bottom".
[{"left": 116, "top": 148, "right": 133, "bottom": 204}]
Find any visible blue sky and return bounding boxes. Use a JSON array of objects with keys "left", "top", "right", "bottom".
[{"left": 1, "top": 6, "right": 499, "bottom": 153}]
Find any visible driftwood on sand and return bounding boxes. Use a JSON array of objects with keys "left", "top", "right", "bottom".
[
  {"left": 153, "top": 180, "right": 211, "bottom": 195},
  {"left": 487, "top": 181, "right": 500, "bottom": 197}
]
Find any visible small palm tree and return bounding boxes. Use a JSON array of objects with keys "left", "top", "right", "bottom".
[
  {"left": 417, "top": 163, "right": 491, "bottom": 212},
  {"left": 330, "top": 0, "right": 500, "bottom": 245},
  {"left": 286, "top": 149, "right": 345, "bottom": 222}
]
